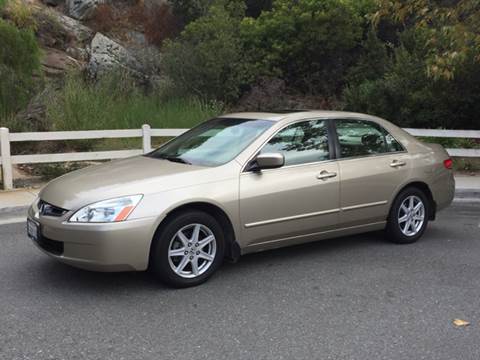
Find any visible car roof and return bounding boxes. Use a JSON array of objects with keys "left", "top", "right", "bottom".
[{"left": 219, "top": 110, "right": 382, "bottom": 123}]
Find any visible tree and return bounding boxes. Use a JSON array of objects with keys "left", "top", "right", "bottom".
[
  {"left": 240, "top": 0, "right": 363, "bottom": 94},
  {"left": 372, "top": 0, "right": 480, "bottom": 80},
  {"left": 161, "top": 2, "right": 249, "bottom": 102}
]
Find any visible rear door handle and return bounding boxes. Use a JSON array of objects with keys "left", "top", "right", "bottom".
[
  {"left": 317, "top": 170, "right": 337, "bottom": 180},
  {"left": 390, "top": 160, "right": 406, "bottom": 168}
]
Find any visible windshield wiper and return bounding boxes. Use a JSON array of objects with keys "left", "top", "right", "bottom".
[{"left": 158, "top": 155, "right": 192, "bottom": 165}]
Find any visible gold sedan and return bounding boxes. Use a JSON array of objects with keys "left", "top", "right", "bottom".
[{"left": 27, "top": 111, "right": 455, "bottom": 287}]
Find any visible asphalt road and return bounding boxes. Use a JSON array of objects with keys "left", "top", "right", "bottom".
[{"left": 0, "top": 201, "right": 479, "bottom": 360}]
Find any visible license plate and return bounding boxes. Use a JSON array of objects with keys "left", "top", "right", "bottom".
[{"left": 27, "top": 219, "right": 39, "bottom": 241}]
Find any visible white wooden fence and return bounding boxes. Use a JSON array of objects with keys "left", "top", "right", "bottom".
[{"left": 0, "top": 125, "right": 479, "bottom": 190}]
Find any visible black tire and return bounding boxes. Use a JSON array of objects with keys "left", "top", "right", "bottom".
[
  {"left": 150, "top": 210, "right": 225, "bottom": 288},
  {"left": 386, "top": 187, "right": 430, "bottom": 244}
]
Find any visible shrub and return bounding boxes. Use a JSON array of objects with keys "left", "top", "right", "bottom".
[
  {"left": 343, "top": 29, "right": 480, "bottom": 130},
  {"left": 127, "top": 0, "right": 146, "bottom": 25},
  {"left": 168, "top": 0, "right": 213, "bottom": 26},
  {"left": 89, "top": 4, "right": 115, "bottom": 33},
  {"left": 244, "top": 0, "right": 272, "bottom": 18},
  {"left": 169, "top": 0, "right": 246, "bottom": 27},
  {"left": 46, "top": 72, "right": 224, "bottom": 131},
  {"left": 145, "top": 3, "right": 180, "bottom": 47},
  {"left": 161, "top": 2, "right": 249, "bottom": 102},
  {"left": 0, "top": 18, "right": 41, "bottom": 120},
  {"left": 240, "top": 0, "right": 363, "bottom": 95},
  {"left": 4, "top": 0, "right": 37, "bottom": 30}
]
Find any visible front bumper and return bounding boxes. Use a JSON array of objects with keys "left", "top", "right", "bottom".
[{"left": 28, "top": 207, "right": 160, "bottom": 272}]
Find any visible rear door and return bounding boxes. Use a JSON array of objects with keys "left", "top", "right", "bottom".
[
  {"left": 239, "top": 119, "right": 340, "bottom": 247},
  {"left": 334, "top": 118, "right": 410, "bottom": 227}
]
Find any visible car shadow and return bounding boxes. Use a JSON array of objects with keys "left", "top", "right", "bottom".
[
  {"left": 31, "top": 258, "right": 164, "bottom": 292},
  {"left": 222, "top": 231, "right": 387, "bottom": 271},
  {"left": 29, "top": 227, "right": 449, "bottom": 292}
]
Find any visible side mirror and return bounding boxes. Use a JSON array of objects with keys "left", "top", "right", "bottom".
[{"left": 254, "top": 152, "right": 285, "bottom": 170}]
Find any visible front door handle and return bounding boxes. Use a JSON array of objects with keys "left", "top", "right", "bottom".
[
  {"left": 390, "top": 160, "right": 406, "bottom": 168},
  {"left": 317, "top": 170, "right": 337, "bottom": 180}
]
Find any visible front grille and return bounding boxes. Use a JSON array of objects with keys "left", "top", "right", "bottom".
[
  {"left": 35, "top": 235, "right": 64, "bottom": 256},
  {"left": 39, "top": 200, "right": 68, "bottom": 217}
]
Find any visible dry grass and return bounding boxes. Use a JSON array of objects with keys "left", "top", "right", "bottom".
[
  {"left": 144, "top": 3, "right": 179, "bottom": 47},
  {"left": 88, "top": 3, "right": 115, "bottom": 33}
]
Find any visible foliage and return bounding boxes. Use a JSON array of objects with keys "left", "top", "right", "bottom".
[
  {"left": 168, "top": 0, "right": 214, "bottom": 25},
  {"left": 169, "top": 0, "right": 273, "bottom": 25},
  {"left": 244, "top": 0, "right": 272, "bottom": 18},
  {"left": 343, "top": 30, "right": 480, "bottom": 129},
  {"left": 4, "top": 0, "right": 37, "bottom": 30},
  {"left": 145, "top": 3, "right": 180, "bottom": 47},
  {"left": 161, "top": 2, "right": 249, "bottom": 102},
  {"left": 89, "top": 4, "right": 115, "bottom": 33},
  {"left": 372, "top": 0, "right": 480, "bottom": 80},
  {"left": 46, "top": 72, "right": 224, "bottom": 131},
  {"left": 0, "top": 18, "right": 41, "bottom": 120},
  {"left": 240, "top": 0, "right": 363, "bottom": 94}
]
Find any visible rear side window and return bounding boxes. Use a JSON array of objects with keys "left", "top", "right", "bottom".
[
  {"left": 384, "top": 131, "right": 404, "bottom": 152},
  {"left": 335, "top": 119, "right": 403, "bottom": 158},
  {"left": 261, "top": 119, "right": 330, "bottom": 166}
]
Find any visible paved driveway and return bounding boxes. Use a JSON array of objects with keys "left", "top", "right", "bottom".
[{"left": 0, "top": 201, "right": 479, "bottom": 360}]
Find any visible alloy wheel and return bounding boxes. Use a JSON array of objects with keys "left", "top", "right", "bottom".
[
  {"left": 398, "top": 195, "right": 425, "bottom": 237},
  {"left": 167, "top": 223, "right": 217, "bottom": 279}
]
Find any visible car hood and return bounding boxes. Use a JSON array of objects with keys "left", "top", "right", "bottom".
[{"left": 39, "top": 156, "right": 219, "bottom": 210}]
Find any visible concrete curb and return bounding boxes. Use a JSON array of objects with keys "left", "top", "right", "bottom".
[
  {"left": 0, "top": 205, "right": 29, "bottom": 215},
  {"left": 454, "top": 189, "right": 480, "bottom": 203}
]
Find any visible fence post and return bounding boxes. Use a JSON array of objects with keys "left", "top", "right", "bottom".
[
  {"left": 142, "top": 124, "right": 152, "bottom": 154},
  {"left": 0, "top": 127, "right": 13, "bottom": 190}
]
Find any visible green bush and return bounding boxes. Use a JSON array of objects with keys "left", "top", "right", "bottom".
[
  {"left": 161, "top": 2, "right": 249, "bottom": 102},
  {"left": 46, "top": 72, "right": 224, "bottom": 131},
  {"left": 168, "top": 0, "right": 247, "bottom": 26},
  {"left": 240, "top": 0, "right": 362, "bottom": 94},
  {"left": 343, "top": 29, "right": 480, "bottom": 129},
  {"left": 0, "top": 18, "right": 41, "bottom": 120},
  {"left": 168, "top": 0, "right": 213, "bottom": 26}
]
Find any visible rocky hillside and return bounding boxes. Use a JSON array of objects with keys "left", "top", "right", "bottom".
[
  {"left": 10, "top": 0, "right": 163, "bottom": 80},
  {"left": 1, "top": 0, "right": 168, "bottom": 129}
]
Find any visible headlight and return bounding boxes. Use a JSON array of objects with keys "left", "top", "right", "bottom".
[{"left": 69, "top": 195, "right": 143, "bottom": 223}]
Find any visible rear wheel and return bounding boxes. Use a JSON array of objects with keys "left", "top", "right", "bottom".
[
  {"left": 386, "top": 187, "right": 429, "bottom": 244},
  {"left": 150, "top": 211, "right": 225, "bottom": 288}
]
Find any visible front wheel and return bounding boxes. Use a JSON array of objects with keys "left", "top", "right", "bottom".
[
  {"left": 386, "top": 187, "right": 430, "bottom": 244},
  {"left": 150, "top": 211, "right": 225, "bottom": 288}
]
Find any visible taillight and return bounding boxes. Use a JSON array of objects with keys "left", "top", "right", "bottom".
[{"left": 443, "top": 158, "right": 453, "bottom": 169}]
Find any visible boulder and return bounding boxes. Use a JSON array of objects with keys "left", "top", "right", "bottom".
[
  {"left": 66, "top": 0, "right": 106, "bottom": 20},
  {"left": 36, "top": 8, "right": 94, "bottom": 44},
  {"left": 56, "top": 13, "right": 94, "bottom": 42},
  {"left": 41, "top": 47, "right": 83, "bottom": 77},
  {"left": 87, "top": 32, "right": 142, "bottom": 78}
]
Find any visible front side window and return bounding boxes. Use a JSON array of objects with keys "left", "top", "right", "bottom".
[
  {"left": 147, "top": 118, "right": 274, "bottom": 167},
  {"left": 260, "top": 119, "right": 330, "bottom": 166},
  {"left": 335, "top": 119, "right": 403, "bottom": 158}
]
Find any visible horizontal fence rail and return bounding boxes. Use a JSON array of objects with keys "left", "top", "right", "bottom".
[{"left": 0, "top": 125, "right": 478, "bottom": 190}]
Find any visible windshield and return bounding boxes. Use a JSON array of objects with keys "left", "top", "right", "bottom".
[{"left": 146, "top": 118, "right": 274, "bottom": 167}]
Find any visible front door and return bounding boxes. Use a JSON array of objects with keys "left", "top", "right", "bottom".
[{"left": 239, "top": 119, "right": 340, "bottom": 248}]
